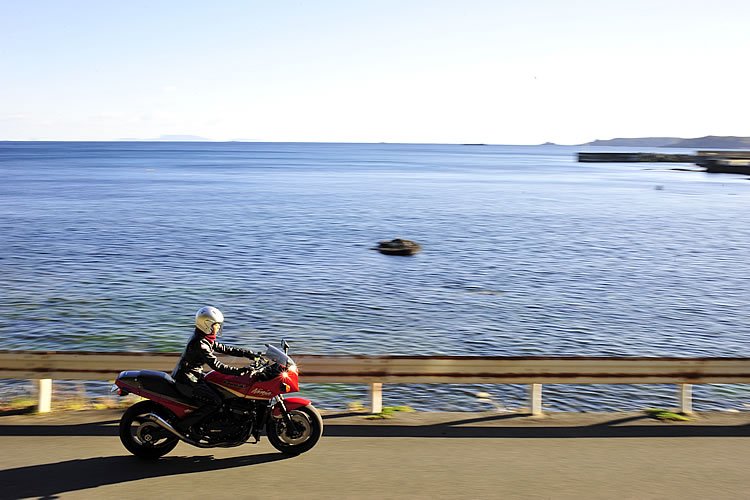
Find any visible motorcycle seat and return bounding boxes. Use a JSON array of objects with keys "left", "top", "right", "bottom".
[
  {"left": 117, "top": 370, "right": 194, "bottom": 405},
  {"left": 119, "top": 369, "right": 176, "bottom": 384}
]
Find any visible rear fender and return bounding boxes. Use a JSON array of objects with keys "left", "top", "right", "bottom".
[
  {"left": 115, "top": 379, "right": 197, "bottom": 418},
  {"left": 271, "top": 397, "right": 311, "bottom": 417}
]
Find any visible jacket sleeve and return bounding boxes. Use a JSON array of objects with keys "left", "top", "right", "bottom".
[
  {"left": 213, "top": 341, "right": 254, "bottom": 358},
  {"left": 199, "top": 340, "right": 246, "bottom": 375}
]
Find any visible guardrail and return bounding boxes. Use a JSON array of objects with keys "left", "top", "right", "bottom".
[{"left": 2, "top": 351, "right": 749, "bottom": 415}]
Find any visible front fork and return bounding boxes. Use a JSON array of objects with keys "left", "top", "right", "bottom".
[
  {"left": 269, "top": 395, "right": 301, "bottom": 437},
  {"left": 269, "top": 395, "right": 294, "bottom": 427}
]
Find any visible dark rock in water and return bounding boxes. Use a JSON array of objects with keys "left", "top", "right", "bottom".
[{"left": 375, "top": 238, "right": 421, "bottom": 256}]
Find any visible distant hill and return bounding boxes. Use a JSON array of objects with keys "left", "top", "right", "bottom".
[
  {"left": 150, "top": 135, "right": 211, "bottom": 142},
  {"left": 118, "top": 135, "right": 211, "bottom": 142},
  {"left": 668, "top": 136, "right": 750, "bottom": 149},
  {"left": 584, "top": 136, "right": 750, "bottom": 149},
  {"left": 585, "top": 137, "right": 683, "bottom": 147}
]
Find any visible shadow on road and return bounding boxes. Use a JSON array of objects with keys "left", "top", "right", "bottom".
[
  {"left": 0, "top": 420, "right": 118, "bottom": 437},
  {"left": 323, "top": 423, "right": 750, "bottom": 438},
  {"left": 321, "top": 413, "right": 750, "bottom": 439},
  {"left": 2, "top": 413, "right": 749, "bottom": 440},
  {"left": 1, "top": 453, "right": 288, "bottom": 499}
]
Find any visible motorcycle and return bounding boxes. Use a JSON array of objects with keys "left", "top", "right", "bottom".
[{"left": 113, "top": 340, "right": 322, "bottom": 459}]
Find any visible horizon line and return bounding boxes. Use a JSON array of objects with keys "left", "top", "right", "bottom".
[
  {"left": 1, "top": 134, "right": 744, "bottom": 147},
  {"left": 0, "top": 139, "right": 585, "bottom": 146}
]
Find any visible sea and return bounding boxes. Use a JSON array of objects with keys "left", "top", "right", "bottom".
[{"left": 1, "top": 141, "right": 749, "bottom": 412}]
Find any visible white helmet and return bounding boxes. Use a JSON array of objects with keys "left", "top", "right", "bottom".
[{"left": 195, "top": 306, "right": 224, "bottom": 335}]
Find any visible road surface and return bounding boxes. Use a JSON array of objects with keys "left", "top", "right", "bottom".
[{"left": 1, "top": 409, "right": 749, "bottom": 499}]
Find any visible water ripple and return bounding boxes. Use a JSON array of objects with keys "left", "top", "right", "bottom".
[{"left": 1, "top": 142, "right": 749, "bottom": 410}]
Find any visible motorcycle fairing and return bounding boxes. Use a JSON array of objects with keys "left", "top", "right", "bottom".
[
  {"left": 271, "top": 396, "right": 311, "bottom": 417},
  {"left": 205, "top": 368, "right": 300, "bottom": 400}
]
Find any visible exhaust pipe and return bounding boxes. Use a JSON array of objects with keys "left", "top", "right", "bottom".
[
  {"left": 146, "top": 413, "right": 187, "bottom": 439},
  {"left": 146, "top": 413, "right": 214, "bottom": 448},
  {"left": 146, "top": 413, "right": 249, "bottom": 449}
]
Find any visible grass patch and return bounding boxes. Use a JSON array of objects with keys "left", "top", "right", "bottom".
[
  {"left": 366, "top": 405, "right": 416, "bottom": 420},
  {"left": 0, "top": 397, "right": 37, "bottom": 414},
  {"left": 0, "top": 394, "right": 139, "bottom": 415},
  {"left": 347, "top": 401, "right": 367, "bottom": 413},
  {"left": 644, "top": 408, "right": 691, "bottom": 421}
]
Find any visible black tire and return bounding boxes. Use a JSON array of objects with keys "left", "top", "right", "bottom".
[
  {"left": 266, "top": 404, "right": 323, "bottom": 455},
  {"left": 119, "top": 401, "right": 180, "bottom": 459}
]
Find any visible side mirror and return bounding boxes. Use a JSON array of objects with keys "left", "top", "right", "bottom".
[{"left": 281, "top": 339, "right": 290, "bottom": 354}]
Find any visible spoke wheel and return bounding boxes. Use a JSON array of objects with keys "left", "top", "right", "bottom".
[{"left": 119, "top": 401, "right": 179, "bottom": 459}]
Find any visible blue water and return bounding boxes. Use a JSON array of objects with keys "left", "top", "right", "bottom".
[{"left": 2, "top": 141, "right": 749, "bottom": 411}]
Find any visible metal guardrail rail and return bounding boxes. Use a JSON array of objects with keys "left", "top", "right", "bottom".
[{"left": 2, "top": 351, "right": 749, "bottom": 414}]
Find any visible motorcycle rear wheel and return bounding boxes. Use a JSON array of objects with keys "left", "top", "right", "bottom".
[
  {"left": 267, "top": 404, "right": 323, "bottom": 455},
  {"left": 119, "top": 400, "right": 179, "bottom": 459}
]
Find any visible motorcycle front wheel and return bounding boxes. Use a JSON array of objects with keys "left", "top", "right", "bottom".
[
  {"left": 119, "top": 400, "right": 179, "bottom": 459},
  {"left": 267, "top": 404, "right": 323, "bottom": 455}
]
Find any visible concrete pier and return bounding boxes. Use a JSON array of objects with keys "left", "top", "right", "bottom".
[{"left": 695, "top": 150, "right": 750, "bottom": 174}]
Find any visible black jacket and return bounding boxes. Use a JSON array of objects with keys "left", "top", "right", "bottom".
[{"left": 172, "top": 328, "right": 254, "bottom": 384}]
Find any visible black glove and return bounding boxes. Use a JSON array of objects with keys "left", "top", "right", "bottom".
[{"left": 243, "top": 368, "right": 260, "bottom": 379}]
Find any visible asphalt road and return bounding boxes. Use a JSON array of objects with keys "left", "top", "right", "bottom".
[{"left": 1, "top": 409, "right": 750, "bottom": 499}]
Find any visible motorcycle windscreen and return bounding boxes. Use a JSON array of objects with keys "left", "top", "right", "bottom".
[{"left": 264, "top": 344, "right": 293, "bottom": 366}]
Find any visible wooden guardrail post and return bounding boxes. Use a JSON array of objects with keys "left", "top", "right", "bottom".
[
  {"left": 37, "top": 378, "right": 52, "bottom": 413},
  {"left": 679, "top": 384, "right": 693, "bottom": 414},
  {"left": 369, "top": 382, "right": 383, "bottom": 414},
  {"left": 529, "top": 384, "right": 543, "bottom": 416}
]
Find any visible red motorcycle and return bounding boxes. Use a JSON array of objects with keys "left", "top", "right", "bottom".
[{"left": 113, "top": 340, "right": 322, "bottom": 459}]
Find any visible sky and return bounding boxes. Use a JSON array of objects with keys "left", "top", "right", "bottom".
[{"left": 1, "top": 0, "right": 749, "bottom": 144}]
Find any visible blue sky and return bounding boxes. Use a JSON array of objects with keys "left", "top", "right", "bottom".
[{"left": 1, "top": 1, "right": 749, "bottom": 144}]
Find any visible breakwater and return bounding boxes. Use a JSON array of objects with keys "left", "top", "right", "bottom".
[
  {"left": 578, "top": 150, "right": 750, "bottom": 174},
  {"left": 578, "top": 152, "right": 697, "bottom": 163}
]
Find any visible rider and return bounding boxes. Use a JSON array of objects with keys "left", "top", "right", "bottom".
[{"left": 172, "top": 306, "right": 256, "bottom": 434}]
